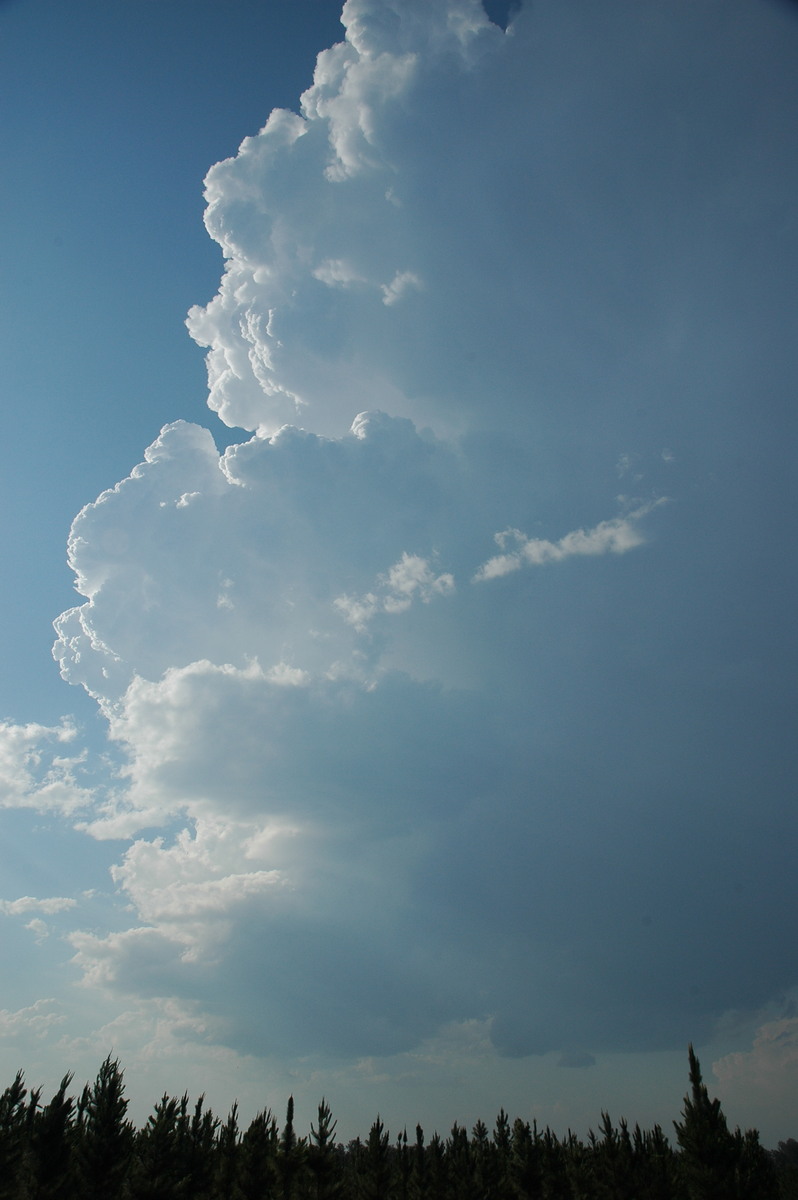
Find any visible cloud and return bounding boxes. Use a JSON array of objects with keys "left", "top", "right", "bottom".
[
  {"left": 380, "top": 270, "right": 423, "bottom": 306},
  {"left": 714, "top": 1017, "right": 798, "bottom": 1091},
  {"left": 0, "top": 896, "right": 77, "bottom": 916},
  {"left": 22, "top": 0, "right": 798, "bottom": 1086},
  {"left": 0, "top": 999, "right": 65, "bottom": 1040},
  {"left": 473, "top": 503, "right": 662, "bottom": 581},
  {"left": 0, "top": 719, "right": 93, "bottom": 815},
  {"left": 335, "top": 552, "right": 455, "bottom": 629},
  {"left": 712, "top": 1015, "right": 798, "bottom": 1137},
  {"left": 184, "top": 0, "right": 503, "bottom": 437}
]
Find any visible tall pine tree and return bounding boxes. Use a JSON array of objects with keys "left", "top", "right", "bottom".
[
  {"left": 674, "top": 1044, "right": 738, "bottom": 1200},
  {"left": 76, "top": 1055, "right": 134, "bottom": 1200}
]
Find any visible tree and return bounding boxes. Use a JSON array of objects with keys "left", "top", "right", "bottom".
[
  {"left": 446, "top": 1123, "right": 476, "bottom": 1200},
  {"left": 76, "top": 1055, "right": 134, "bottom": 1200},
  {"left": 425, "top": 1132, "right": 446, "bottom": 1200},
  {"left": 0, "top": 1072, "right": 29, "bottom": 1200},
  {"left": 674, "top": 1045, "right": 737, "bottom": 1200},
  {"left": 509, "top": 1118, "right": 543, "bottom": 1200},
  {"left": 308, "top": 1099, "right": 341, "bottom": 1200},
  {"left": 28, "top": 1074, "right": 76, "bottom": 1200},
  {"left": 586, "top": 1112, "right": 637, "bottom": 1200},
  {"left": 130, "top": 1094, "right": 191, "bottom": 1200},
  {"left": 239, "top": 1107, "right": 278, "bottom": 1200},
  {"left": 357, "top": 1117, "right": 394, "bottom": 1200},
  {"left": 631, "top": 1122, "right": 678, "bottom": 1200},
  {"left": 214, "top": 1102, "right": 243, "bottom": 1200},
  {"left": 408, "top": 1125, "right": 427, "bottom": 1200},
  {"left": 491, "top": 1108, "right": 514, "bottom": 1200},
  {"left": 185, "top": 1094, "right": 218, "bottom": 1200},
  {"left": 278, "top": 1096, "right": 305, "bottom": 1200},
  {"left": 730, "top": 1127, "right": 777, "bottom": 1200}
]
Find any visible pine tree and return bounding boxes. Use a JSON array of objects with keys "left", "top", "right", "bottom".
[
  {"left": 396, "top": 1128, "right": 410, "bottom": 1200},
  {"left": 130, "top": 1094, "right": 191, "bottom": 1200},
  {"left": 239, "top": 1108, "right": 278, "bottom": 1200},
  {"left": 215, "top": 1102, "right": 243, "bottom": 1200},
  {"left": 185, "top": 1094, "right": 218, "bottom": 1200},
  {"left": 76, "top": 1055, "right": 134, "bottom": 1200},
  {"left": 0, "top": 1072, "right": 28, "bottom": 1200},
  {"left": 674, "top": 1045, "right": 737, "bottom": 1200},
  {"left": 538, "top": 1126, "right": 570, "bottom": 1200},
  {"left": 730, "top": 1127, "right": 778, "bottom": 1200},
  {"left": 308, "top": 1099, "right": 341, "bottom": 1200},
  {"left": 28, "top": 1074, "right": 75, "bottom": 1200},
  {"left": 357, "top": 1117, "right": 394, "bottom": 1200},
  {"left": 408, "top": 1125, "right": 427, "bottom": 1200},
  {"left": 278, "top": 1096, "right": 305, "bottom": 1200},
  {"left": 446, "top": 1123, "right": 476, "bottom": 1200},
  {"left": 469, "top": 1119, "right": 492, "bottom": 1200},
  {"left": 425, "top": 1132, "right": 446, "bottom": 1200},
  {"left": 631, "top": 1123, "right": 678, "bottom": 1200},
  {"left": 491, "top": 1108, "right": 513, "bottom": 1200},
  {"left": 509, "top": 1118, "right": 543, "bottom": 1200},
  {"left": 586, "top": 1112, "right": 636, "bottom": 1200},
  {"left": 772, "top": 1139, "right": 798, "bottom": 1200}
]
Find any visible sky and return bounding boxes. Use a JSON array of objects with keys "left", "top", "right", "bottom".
[{"left": 1, "top": 0, "right": 797, "bottom": 1147}]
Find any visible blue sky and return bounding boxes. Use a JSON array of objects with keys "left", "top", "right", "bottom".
[{"left": 1, "top": 0, "right": 797, "bottom": 1145}]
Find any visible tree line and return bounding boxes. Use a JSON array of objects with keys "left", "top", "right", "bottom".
[{"left": 0, "top": 1045, "right": 796, "bottom": 1199}]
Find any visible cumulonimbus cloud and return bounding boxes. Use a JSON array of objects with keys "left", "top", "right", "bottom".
[{"left": 19, "top": 0, "right": 798, "bottom": 1083}]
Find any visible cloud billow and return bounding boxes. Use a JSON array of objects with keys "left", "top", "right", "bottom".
[{"left": 32, "top": 0, "right": 798, "bottom": 1077}]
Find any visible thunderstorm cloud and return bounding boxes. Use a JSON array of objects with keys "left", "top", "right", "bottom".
[{"left": 4, "top": 0, "right": 796, "bottom": 1115}]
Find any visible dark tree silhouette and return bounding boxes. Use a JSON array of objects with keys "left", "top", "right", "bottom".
[
  {"left": 130, "top": 1093, "right": 192, "bottom": 1200},
  {"left": 239, "top": 1107, "right": 278, "bottom": 1200},
  {"left": 674, "top": 1044, "right": 776, "bottom": 1200},
  {"left": 214, "top": 1102, "right": 243, "bottom": 1200},
  {"left": 308, "top": 1099, "right": 341, "bottom": 1200},
  {"left": 356, "top": 1117, "right": 393, "bottom": 1200},
  {"left": 0, "top": 1073, "right": 28, "bottom": 1200},
  {"left": 279, "top": 1095, "right": 306, "bottom": 1200},
  {"left": 76, "top": 1055, "right": 134, "bottom": 1200},
  {"left": 0, "top": 1045, "right": 788, "bottom": 1200},
  {"left": 28, "top": 1073, "right": 75, "bottom": 1200}
]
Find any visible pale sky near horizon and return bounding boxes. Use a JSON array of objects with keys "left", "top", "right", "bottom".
[{"left": 1, "top": 0, "right": 797, "bottom": 1146}]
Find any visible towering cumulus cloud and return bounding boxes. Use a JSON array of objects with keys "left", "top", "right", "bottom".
[{"left": 36, "top": 0, "right": 798, "bottom": 1100}]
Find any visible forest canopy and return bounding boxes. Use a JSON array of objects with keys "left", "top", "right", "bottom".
[{"left": 0, "top": 1046, "right": 795, "bottom": 1199}]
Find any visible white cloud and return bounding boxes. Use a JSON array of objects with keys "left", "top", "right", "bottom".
[
  {"left": 380, "top": 270, "right": 422, "bottom": 306},
  {"left": 111, "top": 821, "right": 284, "bottom": 933},
  {"left": 52, "top": 414, "right": 470, "bottom": 707},
  {"left": 10, "top": 0, "right": 797, "bottom": 1111},
  {"left": 713, "top": 1016, "right": 798, "bottom": 1138},
  {"left": 313, "top": 258, "right": 365, "bottom": 287},
  {"left": 473, "top": 503, "right": 663, "bottom": 581},
  {"left": 0, "top": 999, "right": 65, "bottom": 1040},
  {"left": 183, "top": 0, "right": 503, "bottom": 438},
  {"left": 0, "top": 896, "right": 77, "bottom": 916},
  {"left": 25, "top": 918, "right": 51, "bottom": 943},
  {"left": 0, "top": 719, "right": 93, "bottom": 815},
  {"left": 714, "top": 1017, "right": 798, "bottom": 1090},
  {"left": 335, "top": 552, "right": 455, "bottom": 629}
]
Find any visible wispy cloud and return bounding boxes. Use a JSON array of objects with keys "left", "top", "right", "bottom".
[
  {"left": 380, "top": 270, "right": 423, "bottom": 306},
  {"left": 473, "top": 502, "right": 666, "bottom": 582},
  {"left": 0, "top": 999, "right": 65, "bottom": 1040},
  {"left": 0, "top": 896, "right": 77, "bottom": 916},
  {"left": 335, "top": 552, "right": 455, "bottom": 630}
]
